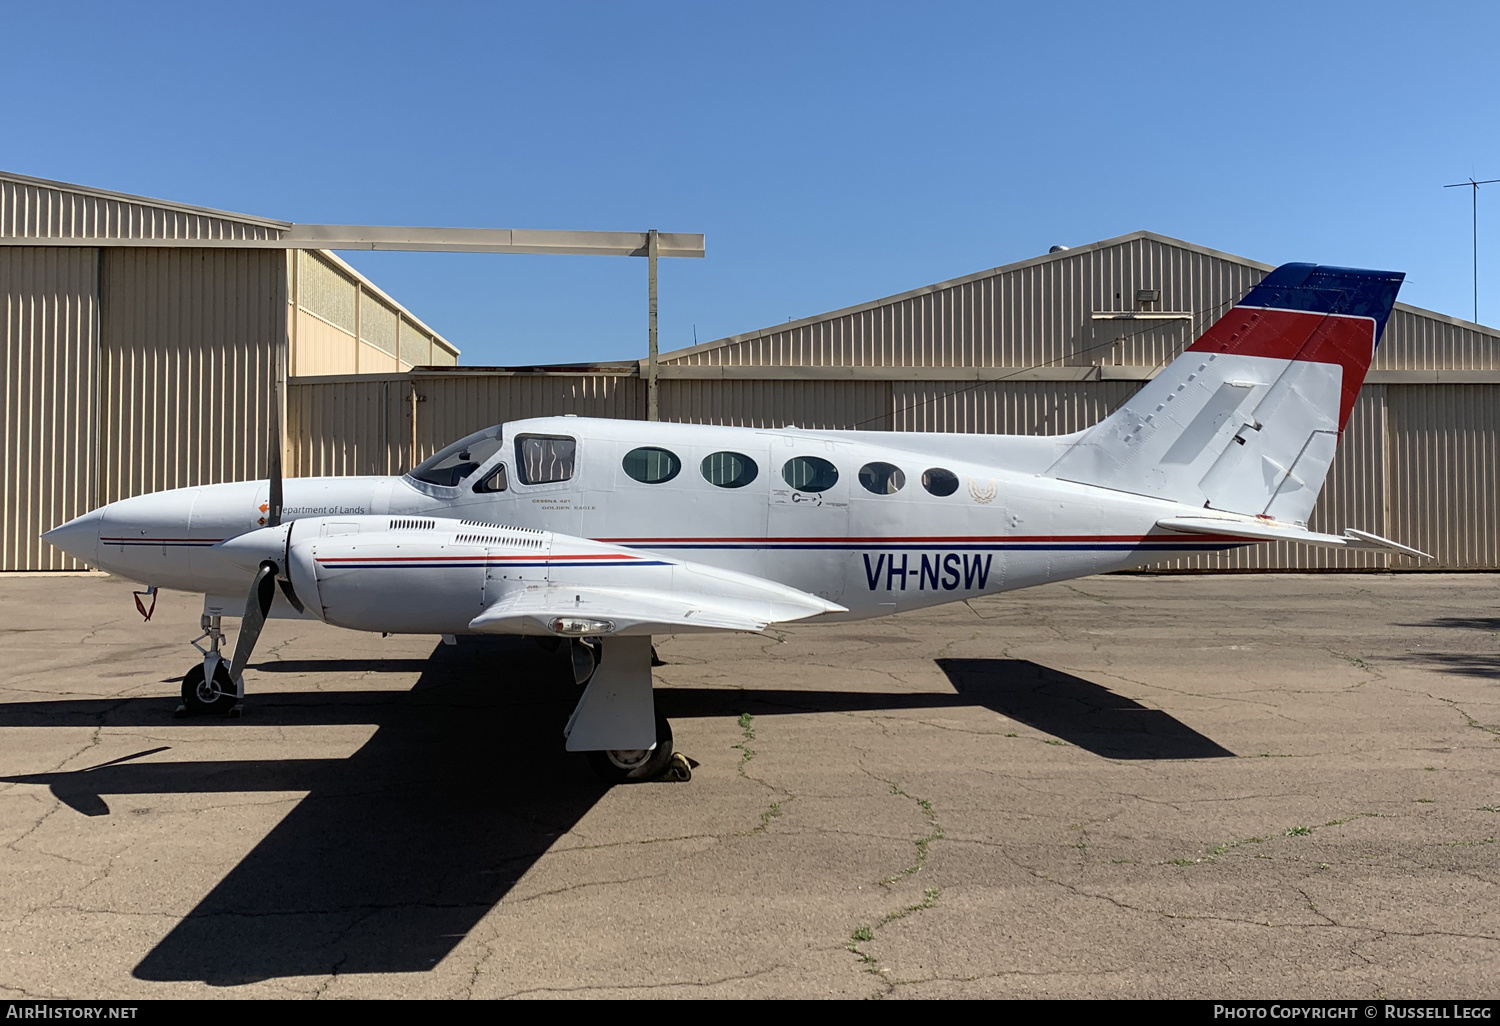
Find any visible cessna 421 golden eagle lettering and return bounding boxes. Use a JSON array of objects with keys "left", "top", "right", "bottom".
[{"left": 43, "top": 263, "right": 1428, "bottom": 782}]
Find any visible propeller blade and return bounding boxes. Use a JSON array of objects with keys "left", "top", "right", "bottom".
[
  {"left": 228, "top": 561, "right": 278, "bottom": 685},
  {"left": 276, "top": 518, "right": 302, "bottom": 612},
  {"left": 278, "top": 577, "right": 304, "bottom": 614}
]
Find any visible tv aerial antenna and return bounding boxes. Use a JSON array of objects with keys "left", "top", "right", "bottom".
[{"left": 1445, "top": 176, "right": 1500, "bottom": 323}]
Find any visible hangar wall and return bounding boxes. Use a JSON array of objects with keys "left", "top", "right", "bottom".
[
  {"left": 1, "top": 172, "right": 459, "bottom": 571},
  {"left": 0, "top": 248, "right": 99, "bottom": 571},
  {"left": 290, "top": 250, "right": 457, "bottom": 376},
  {"left": 289, "top": 370, "right": 643, "bottom": 477},
  {"left": 99, "top": 248, "right": 282, "bottom": 506}
]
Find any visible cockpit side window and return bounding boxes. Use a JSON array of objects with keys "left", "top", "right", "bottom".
[
  {"left": 473, "top": 464, "right": 508, "bottom": 493},
  {"left": 408, "top": 425, "right": 505, "bottom": 488},
  {"left": 515, "top": 435, "right": 577, "bottom": 485}
]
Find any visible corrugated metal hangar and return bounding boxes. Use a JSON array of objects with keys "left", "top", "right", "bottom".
[
  {"left": 6, "top": 172, "right": 1499, "bottom": 572},
  {"left": 0, "top": 172, "right": 459, "bottom": 570}
]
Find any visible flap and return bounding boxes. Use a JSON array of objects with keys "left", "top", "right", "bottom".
[{"left": 469, "top": 582, "right": 831, "bottom": 636}]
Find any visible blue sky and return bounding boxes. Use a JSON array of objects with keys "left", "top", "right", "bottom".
[{"left": 4, "top": 1, "right": 1498, "bottom": 364}]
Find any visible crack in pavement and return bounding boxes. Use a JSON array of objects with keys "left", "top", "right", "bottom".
[
  {"left": 462, "top": 940, "right": 497, "bottom": 1000},
  {"left": 997, "top": 846, "right": 1500, "bottom": 942},
  {"left": 843, "top": 769, "right": 949, "bottom": 992},
  {"left": 493, "top": 964, "right": 787, "bottom": 998},
  {"left": 507, "top": 869, "right": 684, "bottom": 907}
]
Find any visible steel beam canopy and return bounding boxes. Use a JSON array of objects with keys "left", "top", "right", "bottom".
[
  {"left": 280, "top": 226, "right": 705, "bottom": 258},
  {"left": 4, "top": 225, "right": 706, "bottom": 258}
]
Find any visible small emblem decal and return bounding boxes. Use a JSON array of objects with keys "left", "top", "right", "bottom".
[{"left": 968, "top": 477, "right": 998, "bottom": 504}]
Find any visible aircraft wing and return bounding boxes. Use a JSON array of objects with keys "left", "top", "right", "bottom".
[
  {"left": 469, "top": 581, "right": 843, "bottom": 637},
  {"left": 1156, "top": 516, "right": 1431, "bottom": 559}
]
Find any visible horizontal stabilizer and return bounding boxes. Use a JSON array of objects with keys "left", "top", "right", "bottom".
[
  {"left": 1156, "top": 517, "right": 1431, "bottom": 559},
  {"left": 1341, "top": 528, "right": 1433, "bottom": 560}
]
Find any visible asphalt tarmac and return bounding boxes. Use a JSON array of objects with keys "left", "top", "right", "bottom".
[{"left": 0, "top": 572, "right": 1496, "bottom": 999}]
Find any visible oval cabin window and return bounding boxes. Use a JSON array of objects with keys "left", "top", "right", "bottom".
[
  {"left": 622, "top": 446, "right": 682, "bottom": 484},
  {"left": 782, "top": 456, "right": 839, "bottom": 492},
  {"left": 700, "top": 451, "right": 759, "bottom": 488},
  {"left": 922, "top": 468, "right": 959, "bottom": 496},
  {"left": 858, "top": 462, "right": 905, "bottom": 495}
]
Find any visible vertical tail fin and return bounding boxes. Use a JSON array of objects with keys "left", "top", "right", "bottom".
[{"left": 1046, "top": 263, "right": 1404, "bottom": 523}]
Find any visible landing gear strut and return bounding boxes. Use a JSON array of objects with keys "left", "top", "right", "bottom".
[
  {"left": 565, "top": 635, "right": 691, "bottom": 783},
  {"left": 179, "top": 561, "right": 278, "bottom": 718},
  {"left": 181, "top": 614, "right": 240, "bottom": 717}
]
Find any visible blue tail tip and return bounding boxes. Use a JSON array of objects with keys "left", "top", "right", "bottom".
[{"left": 1244, "top": 263, "right": 1405, "bottom": 339}]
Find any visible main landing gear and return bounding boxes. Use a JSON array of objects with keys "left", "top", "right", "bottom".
[
  {"left": 567, "top": 636, "right": 691, "bottom": 784},
  {"left": 176, "top": 608, "right": 692, "bottom": 784}
]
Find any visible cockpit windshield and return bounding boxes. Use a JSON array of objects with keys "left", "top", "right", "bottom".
[{"left": 407, "top": 425, "right": 505, "bottom": 487}]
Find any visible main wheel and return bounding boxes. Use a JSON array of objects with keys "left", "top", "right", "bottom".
[
  {"left": 586, "top": 711, "right": 675, "bottom": 783},
  {"left": 181, "top": 661, "right": 238, "bottom": 716}
]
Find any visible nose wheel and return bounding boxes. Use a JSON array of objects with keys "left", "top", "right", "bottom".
[
  {"left": 180, "top": 661, "right": 239, "bottom": 717},
  {"left": 178, "top": 613, "right": 243, "bottom": 718}
]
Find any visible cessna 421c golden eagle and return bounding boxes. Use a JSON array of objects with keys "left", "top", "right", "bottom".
[{"left": 44, "top": 263, "right": 1426, "bottom": 781}]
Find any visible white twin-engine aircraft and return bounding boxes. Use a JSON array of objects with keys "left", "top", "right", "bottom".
[{"left": 44, "top": 263, "right": 1427, "bottom": 781}]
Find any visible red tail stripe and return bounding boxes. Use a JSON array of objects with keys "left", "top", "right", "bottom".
[{"left": 1187, "top": 307, "right": 1375, "bottom": 431}]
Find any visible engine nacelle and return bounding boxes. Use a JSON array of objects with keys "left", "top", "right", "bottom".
[
  {"left": 281, "top": 516, "right": 556, "bottom": 635},
  {"left": 272, "top": 513, "right": 841, "bottom": 638},
  {"left": 212, "top": 514, "right": 841, "bottom": 637}
]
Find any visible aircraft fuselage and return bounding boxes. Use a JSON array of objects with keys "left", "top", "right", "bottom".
[{"left": 53, "top": 416, "right": 1240, "bottom": 625}]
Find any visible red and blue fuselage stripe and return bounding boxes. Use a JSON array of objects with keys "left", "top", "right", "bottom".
[
  {"left": 316, "top": 556, "right": 673, "bottom": 569},
  {"left": 599, "top": 535, "right": 1245, "bottom": 552},
  {"left": 102, "top": 537, "right": 224, "bottom": 547}
]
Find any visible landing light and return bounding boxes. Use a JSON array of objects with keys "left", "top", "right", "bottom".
[{"left": 548, "top": 617, "right": 617, "bottom": 636}]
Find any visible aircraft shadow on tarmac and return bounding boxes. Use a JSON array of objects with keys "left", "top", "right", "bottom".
[
  {"left": 937, "top": 658, "right": 1235, "bottom": 760},
  {"left": 1395, "top": 617, "right": 1500, "bottom": 678},
  {"left": 0, "top": 641, "right": 1229, "bottom": 985}
]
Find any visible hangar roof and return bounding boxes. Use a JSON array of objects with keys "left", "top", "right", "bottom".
[
  {"left": 652, "top": 230, "right": 1497, "bottom": 375},
  {"left": 0, "top": 171, "right": 459, "bottom": 361},
  {"left": 0, "top": 170, "right": 290, "bottom": 242},
  {"left": 0, "top": 170, "right": 704, "bottom": 256}
]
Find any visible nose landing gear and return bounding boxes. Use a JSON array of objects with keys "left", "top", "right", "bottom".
[{"left": 178, "top": 614, "right": 242, "bottom": 718}]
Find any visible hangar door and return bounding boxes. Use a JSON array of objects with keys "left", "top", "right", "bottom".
[{"left": 0, "top": 247, "right": 99, "bottom": 570}]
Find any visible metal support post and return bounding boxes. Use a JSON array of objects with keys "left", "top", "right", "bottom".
[
  {"left": 408, "top": 386, "right": 424, "bottom": 470},
  {"left": 1446, "top": 177, "right": 1499, "bottom": 324},
  {"left": 647, "top": 228, "right": 659, "bottom": 422}
]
